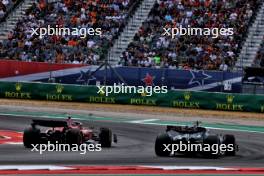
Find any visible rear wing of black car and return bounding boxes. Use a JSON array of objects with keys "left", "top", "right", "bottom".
[
  {"left": 32, "top": 119, "right": 68, "bottom": 128},
  {"left": 166, "top": 125, "right": 206, "bottom": 133},
  {"left": 166, "top": 125, "right": 182, "bottom": 132}
]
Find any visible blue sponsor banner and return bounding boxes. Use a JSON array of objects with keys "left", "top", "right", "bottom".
[{"left": 38, "top": 67, "right": 243, "bottom": 93}]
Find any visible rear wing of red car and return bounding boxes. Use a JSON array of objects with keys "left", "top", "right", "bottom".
[{"left": 32, "top": 119, "right": 68, "bottom": 128}]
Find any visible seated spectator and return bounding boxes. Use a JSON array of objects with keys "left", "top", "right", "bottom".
[
  {"left": 120, "top": 0, "right": 261, "bottom": 71},
  {"left": 255, "top": 37, "right": 264, "bottom": 68},
  {"left": 0, "top": 1, "right": 6, "bottom": 18},
  {"left": 0, "top": 0, "right": 141, "bottom": 64},
  {"left": 219, "top": 61, "right": 229, "bottom": 71},
  {"left": 0, "top": 0, "right": 18, "bottom": 21}
]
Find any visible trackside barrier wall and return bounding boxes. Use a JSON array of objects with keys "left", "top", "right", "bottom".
[
  {"left": 0, "top": 60, "right": 85, "bottom": 78},
  {"left": 0, "top": 82, "right": 263, "bottom": 113}
]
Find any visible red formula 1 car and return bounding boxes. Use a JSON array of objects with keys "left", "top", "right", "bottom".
[{"left": 23, "top": 119, "right": 117, "bottom": 148}]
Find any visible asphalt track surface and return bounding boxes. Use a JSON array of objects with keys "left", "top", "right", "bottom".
[{"left": 0, "top": 115, "right": 264, "bottom": 167}]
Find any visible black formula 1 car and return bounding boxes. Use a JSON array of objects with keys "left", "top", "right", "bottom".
[
  {"left": 23, "top": 119, "right": 117, "bottom": 148},
  {"left": 155, "top": 122, "right": 238, "bottom": 158}
]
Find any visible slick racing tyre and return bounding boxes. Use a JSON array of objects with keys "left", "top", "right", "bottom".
[
  {"left": 223, "top": 134, "right": 236, "bottom": 156},
  {"left": 203, "top": 135, "right": 221, "bottom": 158},
  {"left": 23, "top": 127, "right": 40, "bottom": 148},
  {"left": 155, "top": 133, "right": 172, "bottom": 157},
  {"left": 66, "top": 128, "right": 83, "bottom": 146},
  {"left": 99, "top": 128, "right": 112, "bottom": 148}
]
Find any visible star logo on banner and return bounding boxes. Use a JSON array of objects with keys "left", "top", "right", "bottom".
[
  {"left": 142, "top": 73, "right": 155, "bottom": 86},
  {"left": 188, "top": 70, "right": 212, "bottom": 86},
  {"left": 76, "top": 70, "right": 97, "bottom": 85}
]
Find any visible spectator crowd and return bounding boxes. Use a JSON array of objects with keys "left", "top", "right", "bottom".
[
  {"left": 119, "top": 0, "right": 261, "bottom": 71},
  {"left": 0, "top": 0, "right": 263, "bottom": 71},
  {"left": 254, "top": 37, "right": 264, "bottom": 68},
  {"left": 0, "top": 0, "right": 140, "bottom": 64},
  {"left": 0, "top": 0, "right": 17, "bottom": 20}
]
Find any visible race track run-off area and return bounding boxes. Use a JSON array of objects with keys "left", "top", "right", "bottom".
[{"left": 0, "top": 109, "right": 264, "bottom": 175}]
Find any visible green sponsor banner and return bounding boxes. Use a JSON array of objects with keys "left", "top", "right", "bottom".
[{"left": 0, "top": 82, "right": 264, "bottom": 113}]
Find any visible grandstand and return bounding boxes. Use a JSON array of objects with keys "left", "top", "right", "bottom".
[
  {"left": 0, "top": 0, "right": 18, "bottom": 21},
  {"left": 0, "top": 0, "right": 141, "bottom": 63},
  {"left": 254, "top": 38, "right": 264, "bottom": 67},
  {"left": 0, "top": 0, "right": 263, "bottom": 71},
  {"left": 118, "top": 0, "right": 263, "bottom": 70}
]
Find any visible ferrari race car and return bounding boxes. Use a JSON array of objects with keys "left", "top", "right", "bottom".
[
  {"left": 23, "top": 119, "right": 117, "bottom": 148},
  {"left": 155, "top": 122, "right": 238, "bottom": 158}
]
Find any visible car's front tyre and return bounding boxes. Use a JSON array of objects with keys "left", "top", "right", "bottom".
[
  {"left": 23, "top": 127, "right": 40, "bottom": 148},
  {"left": 99, "top": 128, "right": 112, "bottom": 148},
  {"left": 203, "top": 135, "right": 221, "bottom": 158},
  {"left": 223, "top": 134, "right": 236, "bottom": 156},
  {"left": 155, "top": 133, "right": 172, "bottom": 157}
]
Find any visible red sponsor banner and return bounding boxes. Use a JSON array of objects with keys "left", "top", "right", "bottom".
[{"left": 0, "top": 60, "right": 85, "bottom": 78}]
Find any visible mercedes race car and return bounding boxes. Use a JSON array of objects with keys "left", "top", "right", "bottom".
[
  {"left": 23, "top": 119, "right": 117, "bottom": 148},
  {"left": 155, "top": 122, "right": 238, "bottom": 158}
]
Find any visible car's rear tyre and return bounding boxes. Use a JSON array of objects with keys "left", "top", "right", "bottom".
[
  {"left": 23, "top": 127, "right": 40, "bottom": 148},
  {"left": 99, "top": 128, "right": 112, "bottom": 148},
  {"left": 203, "top": 135, "right": 220, "bottom": 158},
  {"left": 223, "top": 134, "right": 236, "bottom": 156},
  {"left": 155, "top": 133, "right": 171, "bottom": 157},
  {"left": 66, "top": 129, "right": 82, "bottom": 146}
]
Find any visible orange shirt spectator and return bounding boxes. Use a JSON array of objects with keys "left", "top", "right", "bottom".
[
  {"left": 64, "top": 0, "right": 72, "bottom": 7},
  {"left": 38, "top": 0, "right": 46, "bottom": 10},
  {"left": 68, "top": 40, "right": 78, "bottom": 46},
  {"left": 89, "top": 11, "right": 97, "bottom": 24},
  {"left": 206, "top": 46, "right": 213, "bottom": 54}
]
